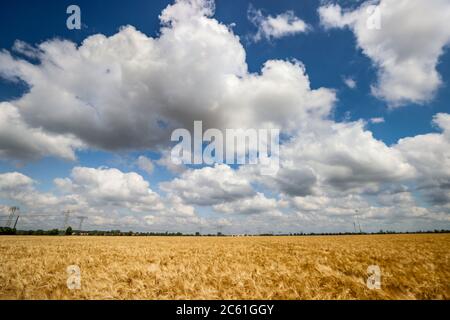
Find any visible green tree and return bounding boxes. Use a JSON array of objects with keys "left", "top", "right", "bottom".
[
  {"left": 0, "top": 227, "right": 16, "bottom": 235},
  {"left": 48, "top": 229, "right": 59, "bottom": 235},
  {"left": 65, "top": 226, "right": 73, "bottom": 235}
]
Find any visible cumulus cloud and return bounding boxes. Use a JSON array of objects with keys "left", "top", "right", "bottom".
[
  {"left": 270, "top": 166, "right": 317, "bottom": 197},
  {"left": 0, "top": 102, "right": 83, "bottom": 160},
  {"left": 289, "top": 194, "right": 368, "bottom": 216},
  {"left": 319, "top": 0, "right": 450, "bottom": 106},
  {"left": 161, "top": 164, "right": 255, "bottom": 206},
  {"left": 0, "top": 0, "right": 335, "bottom": 161},
  {"left": 395, "top": 114, "right": 450, "bottom": 205},
  {"left": 156, "top": 149, "right": 187, "bottom": 174},
  {"left": 248, "top": 5, "right": 309, "bottom": 42},
  {"left": 0, "top": 172, "right": 34, "bottom": 193},
  {"left": 213, "top": 192, "right": 282, "bottom": 216},
  {"left": 0, "top": 172, "right": 60, "bottom": 211},
  {"left": 0, "top": 167, "right": 205, "bottom": 230},
  {"left": 137, "top": 156, "right": 154, "bottom": 174},
  {"left": 54, "top": 166, "right": 164, "bottom": 212},
  {"left": 377, "top": 189, "right": 415, "bottom": 207},
  {"left": 287, "top": 191, "right": 447, "bottom": 232},
  {"left": 280, "top": 120, "right": 415, "bottom": 192}
]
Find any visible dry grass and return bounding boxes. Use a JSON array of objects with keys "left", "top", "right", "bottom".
[{"left": 0, "top": 234, "right": 449, "bottom": 300}]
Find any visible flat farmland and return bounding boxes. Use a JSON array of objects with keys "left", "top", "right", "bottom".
[{"left": 0, "top": 234, "right": 449, "bottom": 300}]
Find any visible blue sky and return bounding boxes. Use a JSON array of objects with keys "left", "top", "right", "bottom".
[{"left": 0, "top": 0, "right": 449, "bottom": 233}]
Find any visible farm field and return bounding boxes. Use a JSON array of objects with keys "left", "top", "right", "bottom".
[{"left": 0, "top": 234, "right": 449, "bottom": 300}]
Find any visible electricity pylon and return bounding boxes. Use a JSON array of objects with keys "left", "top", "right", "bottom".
[
  {"left": 355, "top": 209, "right": 362, "bottom": 233},
  {"left": 6, "top": 207, "right": 19, "bottom": 228},
  {"left": 62, "top": 210, "right": 72, "bottom": 230},
  {"left": 76, "top": 216, "right": 87, "bottom": 231},
  {"left": 13, "top": 215, "right": 20, "bottom": 229}
]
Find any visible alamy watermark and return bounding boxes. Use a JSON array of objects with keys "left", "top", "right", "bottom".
[
  {"left": 171, "top": 121, "right": 280, "bottom": 175},
  {"left": 366, "top": 265, "right": 381, "bottom": 289},
  {"left": 66, "top": 264, "right": 81, "bottom": 290},
  {"left": 66, "top": 5, "right": 81, "bottom": 30},
  {"left": 367, "top": 5, "right": 381, "bottom": 30}
]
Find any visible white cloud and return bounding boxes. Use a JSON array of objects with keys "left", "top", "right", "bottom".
[
  {"left": 55, "top": 166, "right": 164, "bottom": 212},
  {"left": 395, "top": 113, "right": 450, "bottom": 205},
  {"left": 137, "top": 155, "right": 154, "bottom": 174},
  {"left": 319, "top": 0, "right": 450, "bottom": 106},
  {"left": 0, "top": 167, "right": 202, "bottom": 230},
  {"left": 0, "top": 0, "right": 334, "bottom": 161},
  {"left": 163, "top": 195, "right": 196, "bottom": 217},
  {"left": 161, "top": 163, "right": 255, "bottom": 206},
  {"left": 0, "top": 172, "right": 60, "bottom": 211},
  {"left": 213, "top": 192, "right": 282, "bottom": 216},
  {"left": 248, "top": 5, "right": 309, "bottom": 42},
  {"left": 343, "top": 77, "right": 357, "bottom": 89},
  {"left": 434, "top": 113, "right": 450, "bottom": 139},
  {"left": 289, "top": 194, "right": 368, "bottom": 216},
  {"left": 370, "top": 117, "right": 385, "bottom": 124},
  {"left": 279, "top": 120, "right": 415, "bottom": 192},
  {"left": 377, "top": 189, "right": 415, "bottom": 207},
  {"left": 319, "top": 4, "right": 354, "bottom": 29},
  {"left": 0, "top": 172, "right": 34, "bottom": 192},
  {"left": 0, "top": 102, "right": 82, "bottom": 160},
  {"left": 156, "top": 148, "right": 187, "bottom": 174}
]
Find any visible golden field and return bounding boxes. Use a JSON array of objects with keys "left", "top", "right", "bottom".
[{"left": 0, "top": 234, "right": 449, "bottom": 300}]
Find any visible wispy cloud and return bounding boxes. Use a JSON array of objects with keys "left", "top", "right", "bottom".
[{"left": 248, "top": 4, "right": 309, "bottom": 42}]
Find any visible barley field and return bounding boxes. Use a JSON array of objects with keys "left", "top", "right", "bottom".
[{"left": 0, "top": 234, "right": 449, "bottom": 300}]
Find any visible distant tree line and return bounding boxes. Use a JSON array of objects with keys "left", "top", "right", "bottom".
[
  {"left": 0, "top": 226, "right": 72, "bottom": 236},
  {"left": 0, "top": 227, "right": 17, "bottom": 235},
  {"left": 0, "top": 227, "right": 449, "bottom": 236}
]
